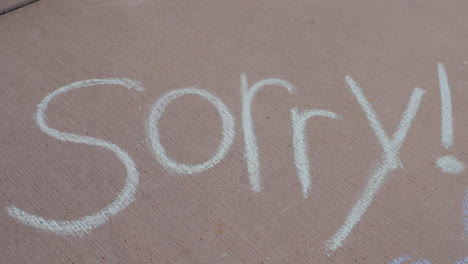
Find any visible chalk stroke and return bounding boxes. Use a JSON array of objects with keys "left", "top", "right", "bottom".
[
  {"left": 436, "top": 156, "right": 465, "bottom": 174},
  {"left": 411, "top": 260, "right": 432, "bottom": 264},
  {"left": 387, "top": 255, "right": 412, "bottom": 264},
  {"left": 7, "top": 79, "right": 143, "bottom": 235},
  {"left": 389, "top": 255, "right": 467, "bottom": 264},
  {"left": 326, "top": 76, "right": 426, "bottom": 251},
  {"left": 147, "top": 88, "right": 235, "bottom": 174},
  {"left": 436, "top": 62, "right": 465, "bottom": 174},
  {"left": 454, "top": 257, "right": 468, "bottom": 264},
  {"left": 291, "top": 108, "right": 341, "bottom": 197},
  {"left": 241, "top": 73, "right": 296, "bottom": 192},
  {"left": 438, "top": 63, "right": 454, "bottom": 148}
]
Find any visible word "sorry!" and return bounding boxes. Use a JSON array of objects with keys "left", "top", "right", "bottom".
[{"left": 7, "top": 63, "right": 463, "bottom": 252}]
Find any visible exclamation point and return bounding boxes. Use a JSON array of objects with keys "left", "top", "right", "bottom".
[{"left": 435, "top": 63, "right": 465, "bottom": 174}]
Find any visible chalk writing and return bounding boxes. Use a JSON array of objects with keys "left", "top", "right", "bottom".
[
  {"left": 7, "top": 79, "right": 143, "bottom": 234},
  {"left": 326, "top": 77, "right": 426, "bottom": 251},
  {"left": 240, "top": 73, "right": 296, "bottom": 192},
  {"left": 388, "top": 256, "right": 468, "bottom": 264},
  {"left": 387, "top": 255, "right": 412, "bottom": 264},
  {"left": 291, "top": 108, "right": 341, "bottom": 197},
  {"left": 5, "top": 63, "right": 465, "bottom": 260},
  {"left": 454, "top": 257, "right": 468, "bottom": 264},
  {"left": 147, "top": 88, "right": 235, "bottom": 174},
  {"left": 436, "top": 63, "right": 465, "bottom": 174}
]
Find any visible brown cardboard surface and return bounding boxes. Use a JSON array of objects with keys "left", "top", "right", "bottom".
[{"left": 1, "top": 0, "right": 467, "bottom": 263}]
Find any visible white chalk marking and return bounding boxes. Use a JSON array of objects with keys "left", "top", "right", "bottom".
[
  {"left": 241, "top": 73, "right": 296, "bottom": 192},
  {"left": 436, "top": 155, "right": 465, "bottom": 174},
  {"left": 147, "top": 88, "right": 235, "bottom": 174},
  {"left": 7, "top": 78, "right": 143, "bottom": 235},
  {"left": 386, "top": 255, "right": 411, "bottom": 264},
  {"left": 436, "top": 63, "right": 464, "bottom": 174},
  {"left": 326, "top": 76, "right": 425, "bottom": 251},
  {"left": 438, "top": 62, "right": 454, "bottom": 148},
  {"left": 291, "top": 108, "right": 341, "bottom": 197},
  {"left": 389, "top": 256, "right": 467, "bottom": 264},
  {"left": 411, "top": 259, "right": 432, "bottom": 264}
]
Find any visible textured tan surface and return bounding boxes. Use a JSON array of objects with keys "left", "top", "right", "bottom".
[
  {"left": 1, "top": 0, "right": 23, "bottom": 9},
  {"left": 1, "top": 0, "right": 467, "bottom": 263}
]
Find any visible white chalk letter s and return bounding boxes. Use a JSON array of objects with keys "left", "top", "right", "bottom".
[{"left": 7, "top": 79, "right": 143, "bottom": 235}]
